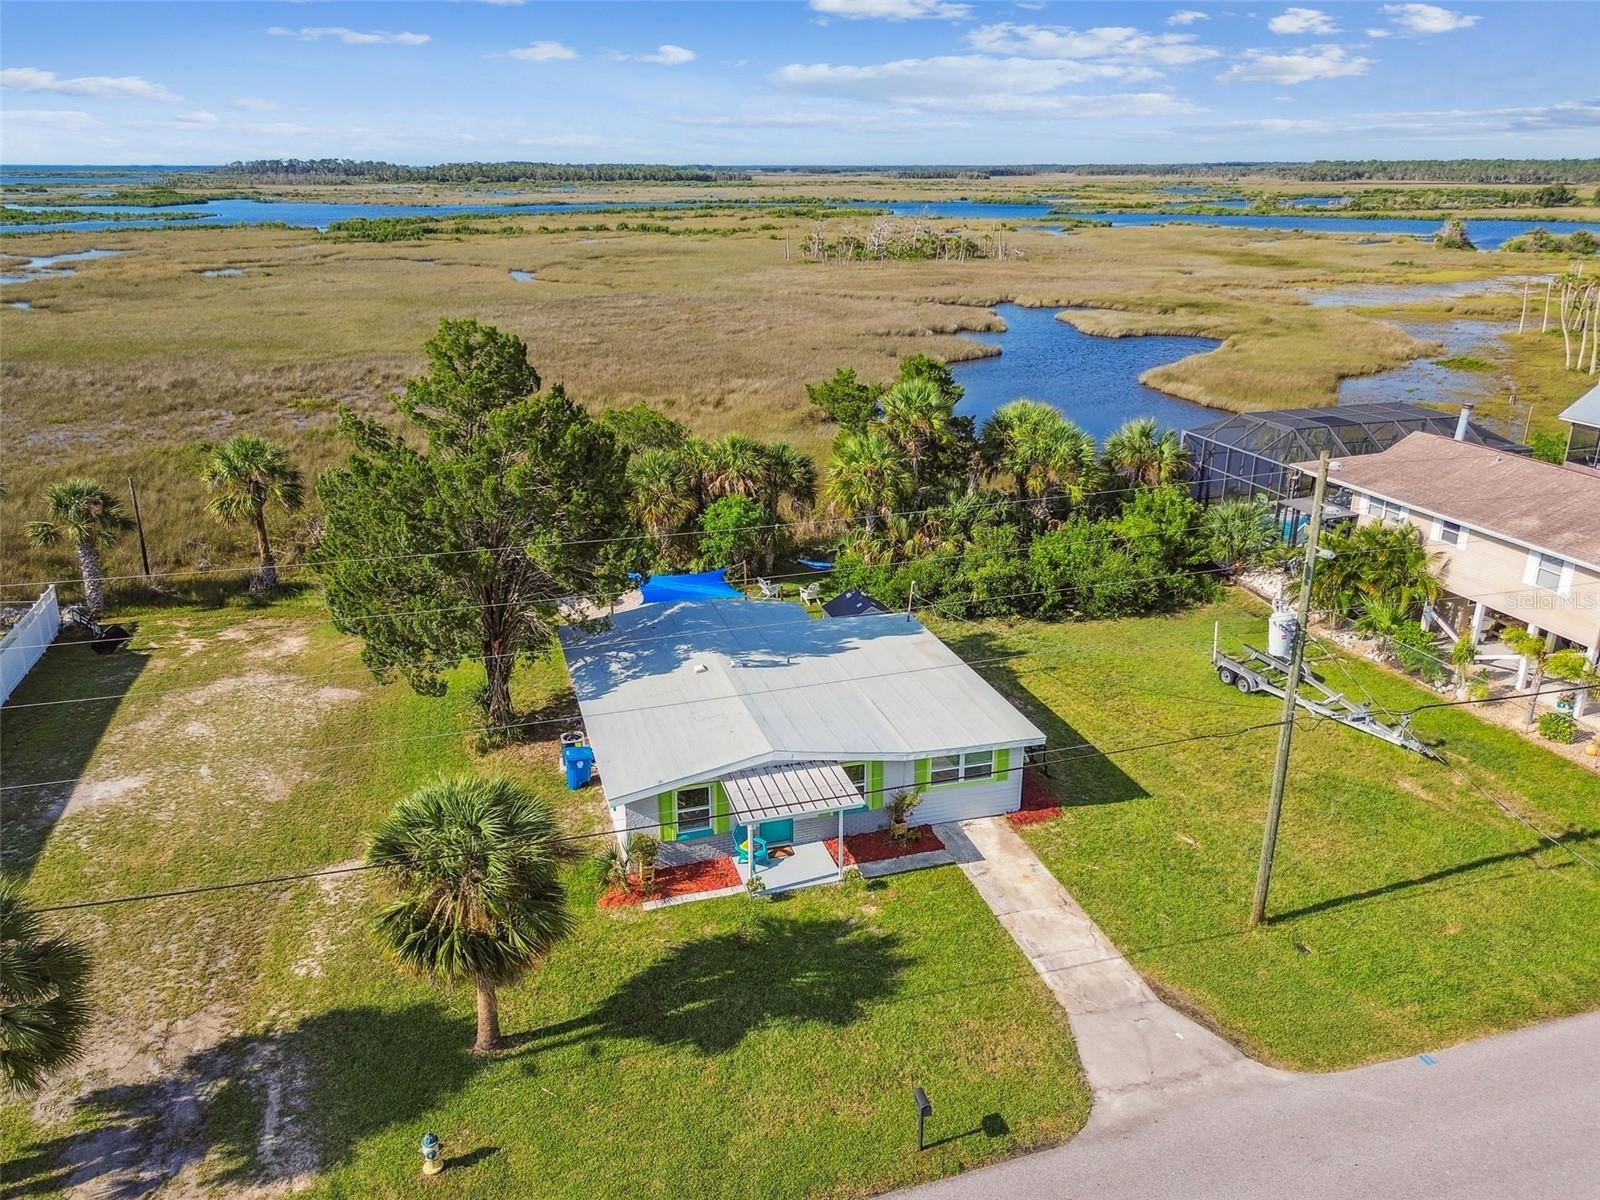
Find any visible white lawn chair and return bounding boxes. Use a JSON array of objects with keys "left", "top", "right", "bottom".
[
  {"left": 799, "top": 582, "right": 821, "bottom": 606},
  {"left": 756, "top": 578, "right": 780, "bottom": 599}
]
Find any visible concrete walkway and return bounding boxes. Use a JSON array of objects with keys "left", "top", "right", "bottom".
[{"left": 936, "top": 818, "right": 1281, "bottom": 1123}]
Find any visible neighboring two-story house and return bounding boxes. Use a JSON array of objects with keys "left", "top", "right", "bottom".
[
  {"left": 1301, "top": 431, "right": 1600, "bottom": 713},
  {"left": 1560, "top": 383, "right": 1600, "bottom": 472}
]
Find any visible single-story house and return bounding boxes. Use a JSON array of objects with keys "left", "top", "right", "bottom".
[
  {"left": 1298, "top": 430, "right": 1600, "bottom": 712},
  {"left": 559, "top": 598, "right": 1046, "bottom": 880}
]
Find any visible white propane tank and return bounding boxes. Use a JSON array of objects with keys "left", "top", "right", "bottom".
[{"left": 1268, "top": 609, "right": 1299, "bottom": 659}]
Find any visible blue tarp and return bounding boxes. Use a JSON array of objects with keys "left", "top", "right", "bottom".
[{"left": 639, "top": 568, "right": 741, "bottom": 604}]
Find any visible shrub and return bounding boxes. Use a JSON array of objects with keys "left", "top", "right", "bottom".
[
  {"left": 1529, "top": 432, "right": 1568, "bottom": 464},
  {"left": 698, "top": 495, "right": 766, "bottom": 569},
  {"left": 1538, "top": 711, "right": 1578, "bottom": 743}
]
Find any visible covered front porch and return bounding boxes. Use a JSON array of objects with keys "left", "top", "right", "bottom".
[{"left": 724, "top": 760, "right": 859, "bottom": 896}]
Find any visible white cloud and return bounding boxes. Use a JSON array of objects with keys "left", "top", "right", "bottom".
[
  {"left": 267, "top": 27, "right": 431, "bottom": 46},
  {"left": 636, "top": 44, "right": 696, "bottom": 65},
  {"left": 777, "top": 54, "right": 1134, "bottom": 101},
  {"left": 965, "top": 23, "right": 1220, "bottom": 67},
  {"left": 773, "top": 52, "right": 1199, "bottom": 119},
  {"left": 1219, "top": 44, "right": 1372, "bottom": 84},
  {"left": 1382, "top": 4, "right": 1479, "bottom": 34},
  {"left": 1168, "top": 9, "right": 1209, "bottom": 24},
  {"left": 808, "top": 0, "right": 972, "bottom": 20},
  {"left": 231, "top": 96, "right": 284, "bottom": 112},
  {"left": 0, "top": 108, "right": 98, "bottom": 128},
  {"left": 1365, "top": 28, "right": 1393, "bottom": 38},
  {"left": 509, "top": 41, "right": 578, "bottom": 61},
  {"left": 0, "top": 66, "right": 181, "bottom": 102},
  {"left": 1267, "top": 8, "right": 1340, "bottom": 35}
]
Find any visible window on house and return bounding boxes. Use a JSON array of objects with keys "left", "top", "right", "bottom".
[
  {"left": 930, "top": 754, "right": 961, "bottom": 784},
  {"left": 1436, "top": 520, "right": 1466, "bottom": 547},
  {"left": 1534, "top": 553, "right": 1567, "bottom": 591},
  {"left": 676, "top": 786, "right": 712, "bottom": 835},
  {"left": 1370, "top": 497, "right": 1409, "bottom": 524},
  {"left": 962, "top": 749, "right": 994, "bottom": 781},
  {"left": 843, "top": 762, "right": 867, "bottom": 798}
]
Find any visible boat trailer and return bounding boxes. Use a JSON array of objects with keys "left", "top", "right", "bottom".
[{"left": 1211, "top": 625, "right": 1441, "bottom": 760}]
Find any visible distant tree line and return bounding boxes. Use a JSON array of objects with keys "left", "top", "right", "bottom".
[{"left": 219, "top": 159, "right": 749, "bottom": 183}]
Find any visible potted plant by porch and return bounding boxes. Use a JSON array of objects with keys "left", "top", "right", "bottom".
[
  {"left": 628, "top": 833, "right": 660, "bottom": 895},
  {"left": 888, "top": 789, "right": 923, "bottom": 846}
]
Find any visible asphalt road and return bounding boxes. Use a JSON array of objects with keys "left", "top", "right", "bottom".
[{"left": 899, "top": 1010, "right": 1600, "bottom": 1200}]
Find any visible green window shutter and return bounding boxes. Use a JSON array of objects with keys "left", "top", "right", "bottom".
[
  {"left": 914, "top": 758, "right": 931, "bottom": 788},
  {"left": 712, "top": 783, "right": 731, "bottom": 835},
  {"left": 658, "top": 793, "right": 677, "bottom": 842},
  {"left": 995, "top": 748, "right": 1011, "bottom": 781},
  {"left": 867, "top": 761, "right": 885, "bottom": 809}
]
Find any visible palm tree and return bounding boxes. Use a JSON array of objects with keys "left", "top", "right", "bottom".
[
  {"left": 1310, "top": 522, "right": 1441, "bottom": 619},
  {"left": 823, "top": 429, "right": 912, "bottom": 533},
  {"left": 1201, "top": 497, "right": 1278, "bottom": 575},
  {"left": 368, "top": 776, "right": 572, "bottom": 1054},
  {"left": 700, "top": 434, "right": 768, "bottom": 500},
  {"left": 1, "top": 878, "right": 91, "bottom": 1095},
  {"left": 752, "top": 442, "right": 818, "bottom": 571},
  {"left": 879, "top": 377, "right": 954, "bottom": 490},
  {"left": 24, "top": 479, "right": 136, "bottom": 617},
  {"left": 1501, "top": 635, "right": 1597, "bottom": 728},
  {"left": 980, "top": 401, "right": 1097, "bottom": 527},
  {"left": 198, "top": 435, "right": 304, "bottom": 591},
  {"left": 1102, "top": 418, "right": 1190, "bottom": 489},
  {"left": 627, "top": 448, "right": 699, "bottom": 563}
]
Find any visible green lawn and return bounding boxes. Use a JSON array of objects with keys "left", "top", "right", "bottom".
[
  {"left": 0, "top": 597, "right": 1086, "bottom": 1198},
  {"left": 939, "top": 592, "right": 1600, "bottom": 1071}
]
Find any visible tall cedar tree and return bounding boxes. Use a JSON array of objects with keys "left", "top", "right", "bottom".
[{"left": 318, "top": 319, "right": 632, "bottom": 731}]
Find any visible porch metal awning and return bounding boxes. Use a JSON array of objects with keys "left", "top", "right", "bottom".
[{"left": 722, "top": 760, "right": 862, "bottom": 825}]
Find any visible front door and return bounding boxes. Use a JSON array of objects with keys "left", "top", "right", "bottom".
[{"left": 758, "top": 819, "right": 795, "bottom": 846}]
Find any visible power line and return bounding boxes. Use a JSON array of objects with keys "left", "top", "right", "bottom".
[
  {"left": 4, "top": 554, "right": 1243, "bottom": 710},
  {"left": 0, "top": 476, "right": 1203, "bottom": 595},
  {"left": 25, "top": 715, "right": 1300, "bottom": 915}
]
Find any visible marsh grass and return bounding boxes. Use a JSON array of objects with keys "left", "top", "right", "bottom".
[{"left": 0, "top": 210, "right": 1547, "bottom": 586}]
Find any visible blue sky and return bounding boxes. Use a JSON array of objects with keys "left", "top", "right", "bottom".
[{"left": 1, "top": 2, "right": 1595, "bottom": 164}]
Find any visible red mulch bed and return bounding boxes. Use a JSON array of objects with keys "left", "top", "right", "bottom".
[
  {"left": 1007, "top": 770, "right": 1063, "bottom": 827},
  {"left": 598, "top": 856, "right": 742, "bottom": 908},
  {"left": 825, "top": 825, "right": 944, "bottom": 867}
]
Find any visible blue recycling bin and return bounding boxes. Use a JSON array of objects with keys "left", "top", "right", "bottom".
[{"left": 562, "top": 744, "right": 596, "bottom": 790}]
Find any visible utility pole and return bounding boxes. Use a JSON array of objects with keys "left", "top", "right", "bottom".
[
  {"left": 1250, "top": 451, "right": 1330, "bottom": 927},
  {"left": 127, "top": 476, "right": 151, "bottom": 579}
]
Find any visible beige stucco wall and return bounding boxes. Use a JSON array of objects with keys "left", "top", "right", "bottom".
[{"left": 1349, "top": 494, "right": 1600, "bottom": 652}]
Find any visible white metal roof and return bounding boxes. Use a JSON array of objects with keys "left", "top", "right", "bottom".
[
  {"left": 558, "top": 599, "right": 1046, "bottom": 807},
  {"left": 1559, "top": 383, "right": 1600, "bottom": 429},
  {"left": 722, "top": 761, "right": 861, "bottom": 824}
]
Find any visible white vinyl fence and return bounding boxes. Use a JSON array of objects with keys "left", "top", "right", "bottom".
[{"left": 1, "top": 586, "right": 61, "bottom": 704}]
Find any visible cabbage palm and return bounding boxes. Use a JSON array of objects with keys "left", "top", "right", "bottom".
[
  {"left": 701, "top": 434, "right": 768, "bottom": 500},
  {"left": 1202, "top": 497, "right": 1278, "bottom": 574},
  {"left": 627, "top": 448, "right": 699, "bottom": 563},
  {"left": 1, "top": 878, "right": 91, "bottom": 1095},
  {"left": 752, "top": 441, "right": 818, "bottom": 571},
  {"left": 198, "top": 434, "right": 304, "bottom": 591},
  {"left": 824, "top": 429, "right": 912, "bottom": 533},
  {"left": 1312, "top": 521, "right": 1441, "bottom": 618},
  {"left": 980, "top": 401, "right": 1097, "bottom": 527},
  {"left": 1103, "top": 418, "right": 1190, "bottom": 489},
  {"left": 879, "top": 377, "right": 954, "bottom": 490},
  {"left": 24, "top": 479, "right": 135, "bottom": 617},
  {"left": 368, "top": 776, "right": 572, "bottom": 1054}
]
